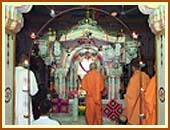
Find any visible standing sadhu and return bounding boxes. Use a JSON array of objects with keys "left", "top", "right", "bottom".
[
  {"left": 124, "top": 59, "right": 150, "bottom": 125},
  {"left": 81, "top": 62, "right": 104, "bottom": 125},
  {"left": 144, "top": 74, "right": 157, "bottom": 125}
]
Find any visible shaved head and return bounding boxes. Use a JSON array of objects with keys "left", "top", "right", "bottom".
[{"left": 89, "top": 62, "right": 97, "bottom": 70}]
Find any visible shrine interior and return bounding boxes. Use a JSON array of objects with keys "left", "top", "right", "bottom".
[
  {"left": 5, "top": 4, "right": 167, "bottom": 126},
  {"left": 15, "top": 5, "right": 156, "bottom": 125}
]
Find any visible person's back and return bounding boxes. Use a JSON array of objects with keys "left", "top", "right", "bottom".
[
  {"left": 32, "top": 116, "right": 60, "bottom": 125},
  {"left": 32, "top": 99, "right": 60, "bottom": 125},
  {"left": 81, "top": 62, "right": 104, "bottom": 125},
  {"left": 144, "top": 75, "right": 157, "bottom": 125},
  {"left": 83, "top": 70, "right": 104, "bottom": 97},
  {"left": 124, "top": 59, "right": 150, "bottom": 125},
  {"left": 15, "top": 54, "right": 38, "bottom": 125}
]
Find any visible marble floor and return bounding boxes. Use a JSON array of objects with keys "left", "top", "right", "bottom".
[
  {"left": 49, "top": 100, "right": 125, "bottom": 125},
  {"left": 50, "top": 114, "right": 116, "bottom": 125}
]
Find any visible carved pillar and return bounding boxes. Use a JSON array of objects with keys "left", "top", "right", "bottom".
[
  {"left": 111, "top": 76, "right": 115, "bottom": 99},
  {"left": 72, "top": 94, "right": 78, "bottom": 121},
  {"left": 115, "top": 77, "right": 120, "bottom": 100},
  {"left": 66, "top": 76, "right": 69, "bottom": 97},
  {"left": 62, "top": 74, "right": 66, "bottom": 98},
  {"left": 54, "top": 75, "right": 59, "bottom": 94},
  {"left": 58, "top": 73, "right": 62, "bottom": 98},
  {"left": 70, "top": 68, "right": 73, "bottom": 91},
  {"left": 73, "top": 67, "right": 77, "bottom": 90},
  {"left": 108, "top": 76, "right": 111, "bottom": 99}
]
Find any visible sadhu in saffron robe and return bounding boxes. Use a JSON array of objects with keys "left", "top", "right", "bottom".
[
  {"left": 144, "top": 75, "right": 157, "bottom": 125},
  {"left": 81, "top": 70, "right": 104, "bottom": 125},
  {"left": 124, "top": 70, "right": 150, "bottom": 125}
]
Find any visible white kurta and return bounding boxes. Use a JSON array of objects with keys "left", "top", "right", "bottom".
[
  {"left": 32, "top": 116, "right": 60, "bottom": 125},
  {"left": 15, "top": 66, "right": 38, "bottom": 125}
]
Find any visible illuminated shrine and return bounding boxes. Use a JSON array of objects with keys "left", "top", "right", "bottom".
[{"left": 4, "top": 4, "right": 167, "bottom": 126}]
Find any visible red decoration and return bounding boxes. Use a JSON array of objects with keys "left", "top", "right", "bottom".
[
  {"left": 51, "top": 98, "right": 69, "bottom": 113},
  {"left": 103, "top": 99, "right": 124, "bottom": 122},
  {"left": 68, "top": 90, "right": 78, "bottom": 99},
  {"left": 97, "top": 55, "right": 102, "bottom": 61},
  {"left": 98, "top": 46, "right": 102, "bottom": 51},
  {"left": 73, "top": 53, "right": 79, "bottom": 61},
  {"left": 101, "top": 87, "right": 107, "bottom": 97}
]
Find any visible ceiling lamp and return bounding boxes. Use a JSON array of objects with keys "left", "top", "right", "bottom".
[
  {"left": 111, "top": 12, "right": 118, "bottom": 17},
  {"left": 5, "top": 5, "right": 24, "bottom": 33},
  {"left": 50, "top": 9, "right": 56, "bottom": 18},
  {"left": 132, "top": 31, "right": 138, "bottom": 39},
  {"left": 30, "top": 32, "right": 36, "bottom": 39}
]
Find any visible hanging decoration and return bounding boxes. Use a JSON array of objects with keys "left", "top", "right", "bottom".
[
  {"left": 14, "top": 5, "right": 33, "bottom": 13},
  {"left": 30, "top": 32, "right": 36, "bottom": 39},
  {"left": 50, "top": 9, "right": 56, "bottom": 18},
  {"left": 59, "top": 18, "right": 117, "bottom": 44},
  {"left": 148, "top": 6, "right": 165, "bottom": 34},
  {"left": 138, "top": 5, "right": 165, "bottom": 34},
  {"left": 6, "top": 34, "right": 10, "bottom": 68},
  {"left": 5, "top": 5, "right": 24, "bottom": 33},
  {"left": 160, "top": 35, "right": 164, "bottom": 66},
  {"left": 138, "top": 5, "right": 157, "bottom": 15}
]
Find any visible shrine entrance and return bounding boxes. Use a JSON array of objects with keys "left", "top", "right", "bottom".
[
  {"left": 34, "top": 17, "right": 140, "bottom": 122},
  {"left": 64, "top": 45, "right": 106, "bottom": 113}
]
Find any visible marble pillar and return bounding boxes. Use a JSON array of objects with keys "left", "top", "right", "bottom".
[
  {"left": 111, "top": 77, "right": 115, "bottom": 99},
  {"left": 72, "top": 94, "right": 78, "bottom": 121}
]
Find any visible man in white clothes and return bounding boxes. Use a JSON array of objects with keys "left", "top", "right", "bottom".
[
  {"left": 32, "top": 99, "right": 60, "bottom": 125},
  {"left": 15, "top": 54, "right": 39, "bottom": 125}
]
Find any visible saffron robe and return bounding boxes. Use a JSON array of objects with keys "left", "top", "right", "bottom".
[
  {"left": 15, "top": 66, "right": 38, "bottom": 125},
  {"left": 124, "top": 70, "right": 150, "bottom": 125},
  {"left": 81, "top": 70, "right": 104, "bottom": 125},
  {"left": 144, "top": 75, "right": 157, "bottom": 125}
]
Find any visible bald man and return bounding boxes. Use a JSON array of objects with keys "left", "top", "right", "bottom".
[{"left": 81, "top": 62, "right": 104, "bottom": 125}]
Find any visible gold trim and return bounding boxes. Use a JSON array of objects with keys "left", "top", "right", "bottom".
[{"left": 5, "top": 29, "right": 16, "bottom": 35}]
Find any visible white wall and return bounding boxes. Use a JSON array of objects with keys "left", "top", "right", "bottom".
[
  {"left": 5, "top": 33, "right": 15, "bottom": 125},
  {"left": 156, "top": 33, "right": 165, "bottom": 125}
]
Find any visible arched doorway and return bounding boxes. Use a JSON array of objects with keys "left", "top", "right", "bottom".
[{"left": 64, "top": 45, "right": 107, "bottom": 100}]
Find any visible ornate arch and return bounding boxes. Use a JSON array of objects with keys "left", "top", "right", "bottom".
[{"left": 62, "top": 45, "right": 104, "bottom": 75}]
